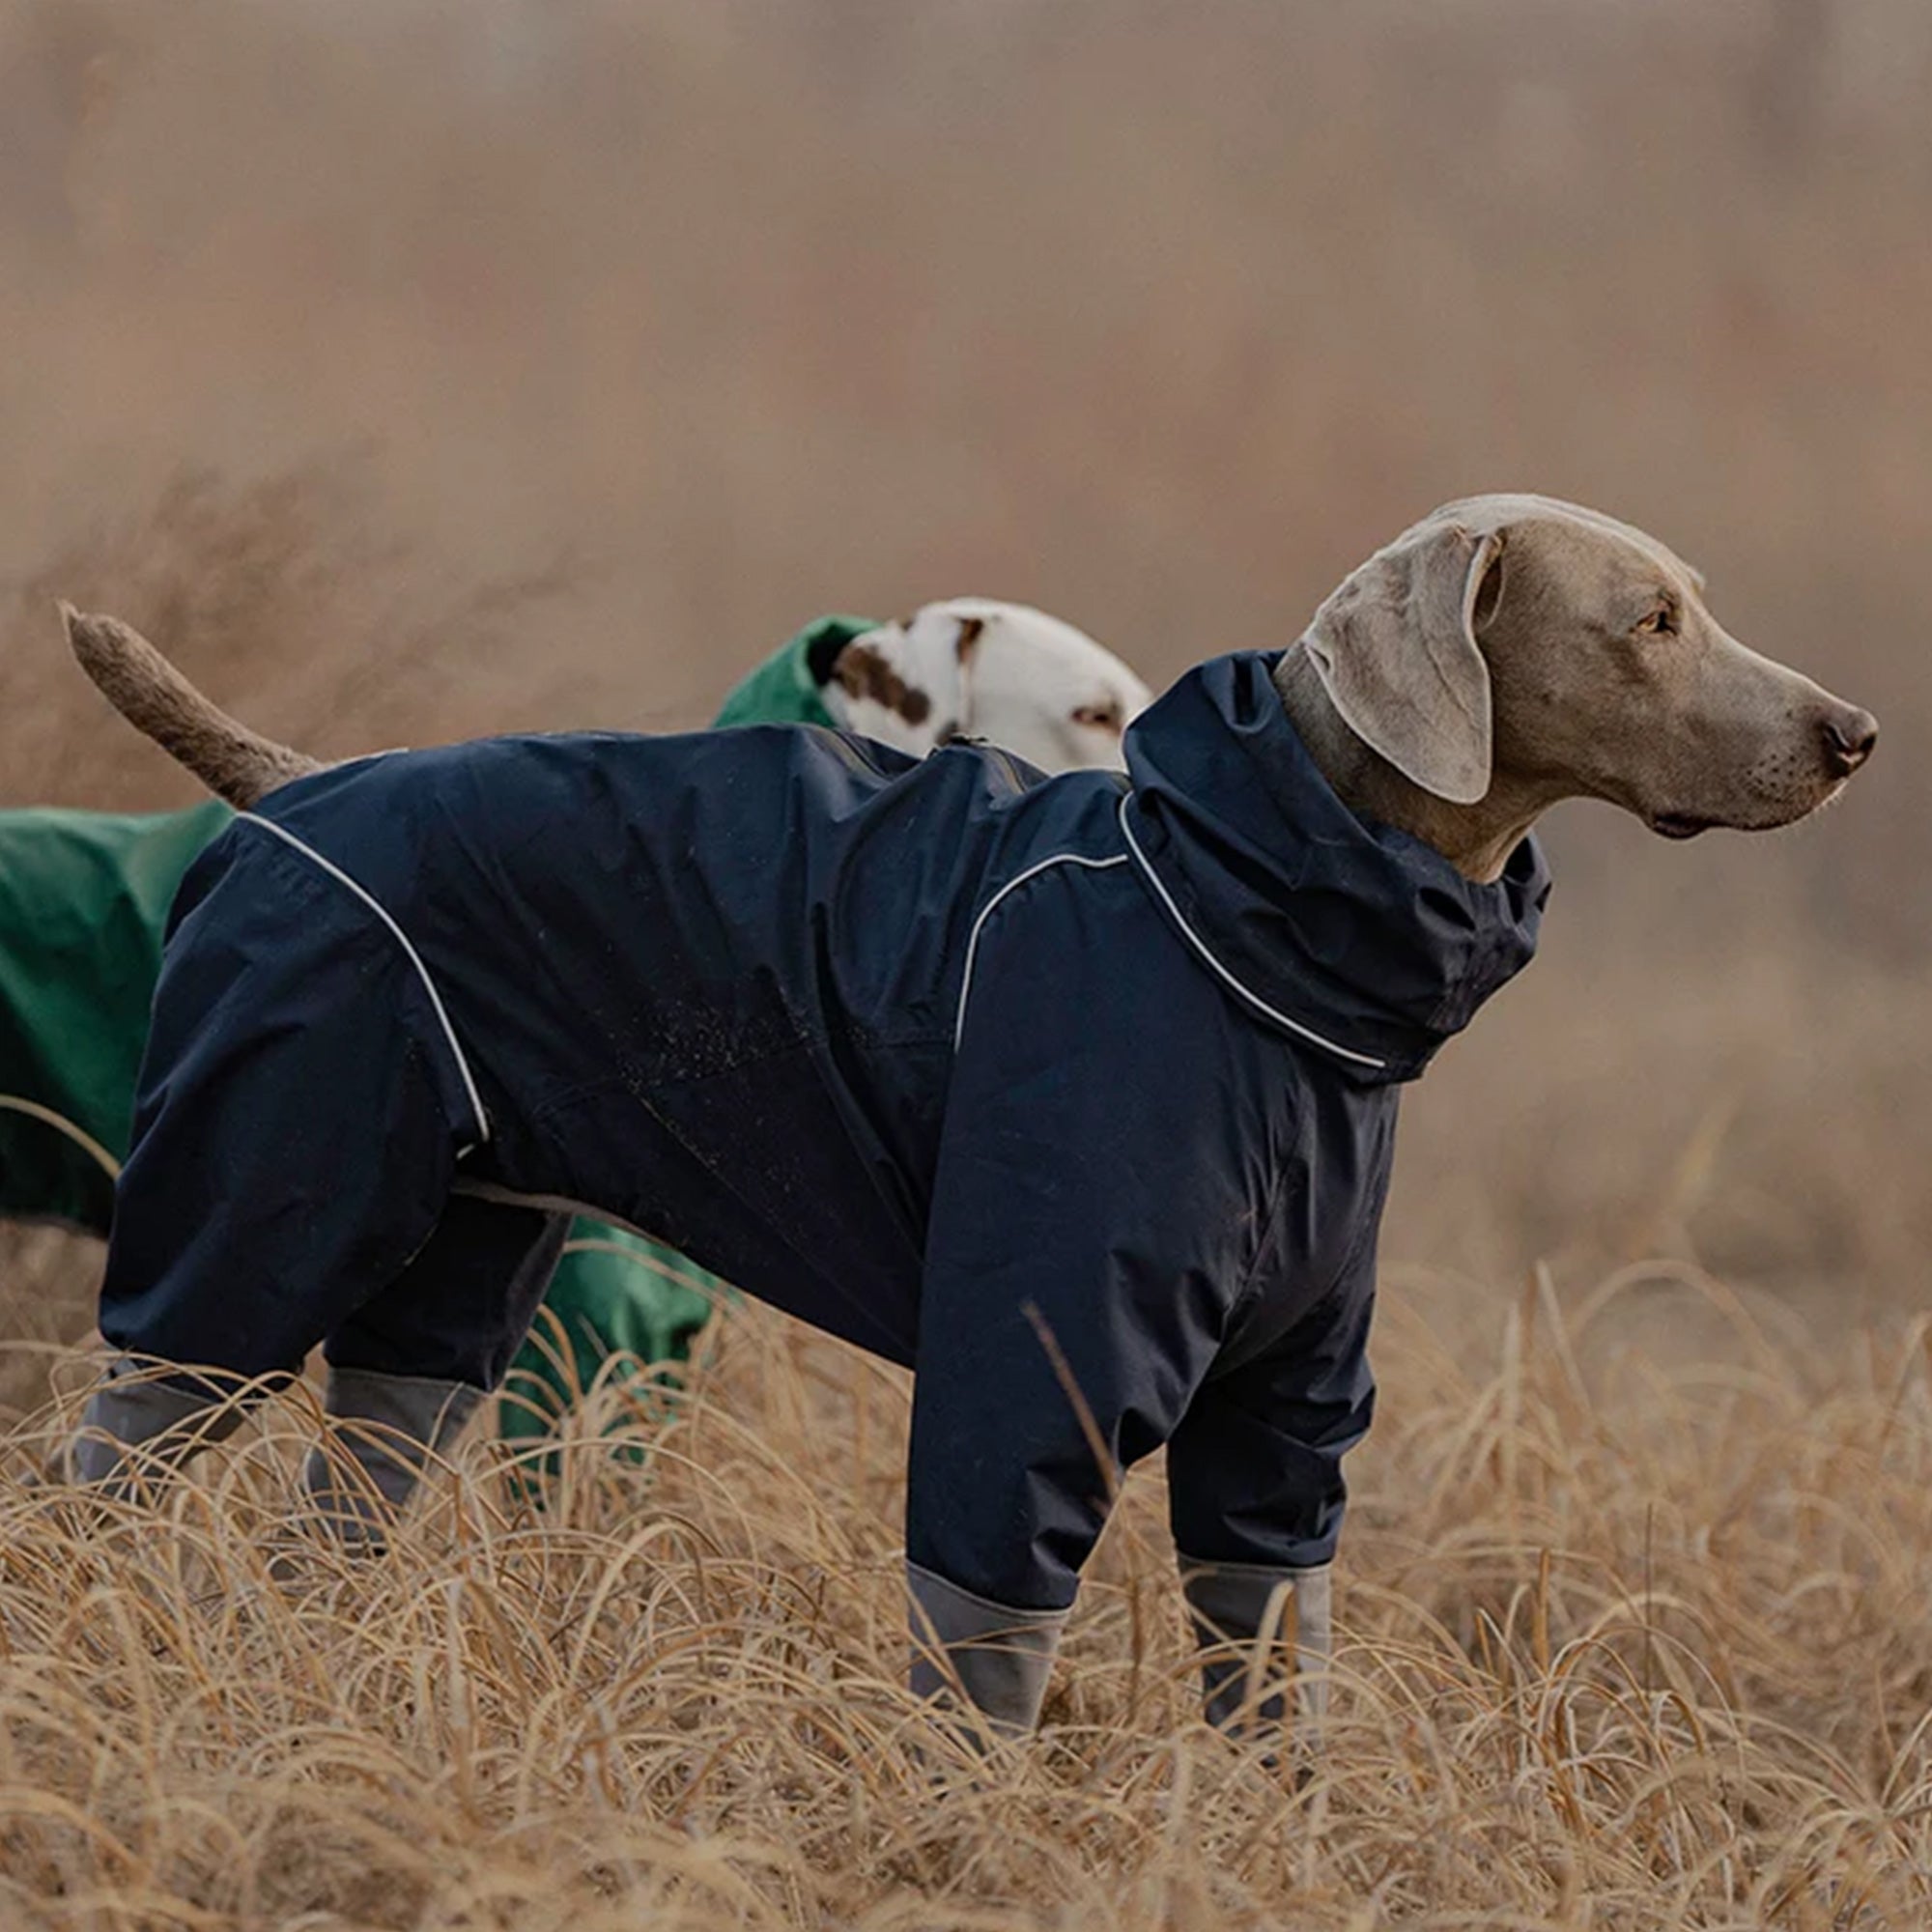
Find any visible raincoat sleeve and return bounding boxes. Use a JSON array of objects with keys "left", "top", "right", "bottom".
[
  {"left": 1162, "top": 1223, "right": 1379, "bottom": 1735},
  {"left": 904, "top": 895, "right": 1259, "bottom": 1738}
]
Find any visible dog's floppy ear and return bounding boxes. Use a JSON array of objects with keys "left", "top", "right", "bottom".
[{"left": 1302, "top": 521, "right": 1504, "bottom": 805}]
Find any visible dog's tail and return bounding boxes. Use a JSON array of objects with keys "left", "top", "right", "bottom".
[{"left": 60, "top": 604, "right": 324, "bottom": 810}]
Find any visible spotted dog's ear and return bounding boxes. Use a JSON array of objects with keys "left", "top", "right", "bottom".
[
  {"left": 1301, "top": 521, "right": 1504, "bottom": 804},
  {"left": 955, "top": 614, "right": 986, "bottom": 660}
]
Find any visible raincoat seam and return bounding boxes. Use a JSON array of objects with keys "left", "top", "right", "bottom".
[
  {"left": 1223, "top": 1153, "right": 1297, "bottom": 1344},
  {"left": 236, "top": 811, "right": 491, "bottom": 1147},
  {"left": 952, "top": 849, "right": 1130, "bottom": 1048},
  {"left": 1116, "top": 794, "right": 1389, "bottom": 1072}
]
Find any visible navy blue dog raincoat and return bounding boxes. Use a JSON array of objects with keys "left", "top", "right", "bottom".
[{"left": 99, "top": 651, "right": 1548, "bottom": 1723}]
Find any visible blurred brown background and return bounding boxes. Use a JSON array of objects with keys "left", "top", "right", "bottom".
[{"left": 1, "top": 0, "right": 1926, "bottom": 1333}]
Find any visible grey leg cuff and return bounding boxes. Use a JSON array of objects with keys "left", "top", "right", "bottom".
[
  {"left": 66, "top": 1359, "right": 249, "bottom": 1492},
  {"left": 302, "top": 1367, "right": 483, "bottom": 1547},
  {"left": 1179, "top": 1556, "right": 1333, "bottom": 1734},
  {"left": 907, "top": 1561, "right": 1068, "bottom": 1744}
]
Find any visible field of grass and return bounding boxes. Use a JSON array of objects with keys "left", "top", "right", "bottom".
[
  {"left": 3, "top": 2, "right": 1929, "bottom": 1924},
  {"left": 3, "top": 1250, "right": 1930, "bottom": 1928}
]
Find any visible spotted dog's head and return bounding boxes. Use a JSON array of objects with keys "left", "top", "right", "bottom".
[{"left": 826, "top": 599, "right": 1151, "bottom": 775}]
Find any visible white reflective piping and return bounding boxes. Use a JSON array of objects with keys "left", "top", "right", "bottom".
[
  {"left": 1116, "top": 794, "right": 1386, "bottom": 1071},
  {"left": 238, "top": 812, "right": 492, "bottom": 1144},
  {"left": 953, "top": 848, "right": 1127, "bottom": 1047}
]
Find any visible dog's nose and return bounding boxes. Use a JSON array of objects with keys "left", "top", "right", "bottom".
[{"left": 1820, "top": 704, "right": 1879, "bottom": 779}]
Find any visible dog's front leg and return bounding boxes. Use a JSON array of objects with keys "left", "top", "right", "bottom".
[
  {"left": 1180, "top": 1559, "right": 1332, "bottom": 1751},
  {"left": 906, "top": 1562, "right": 1069, "bottom": 1746}
]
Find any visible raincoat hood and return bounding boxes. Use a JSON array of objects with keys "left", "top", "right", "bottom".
[{"left": 1122, "top": 651, "right": 1550, "bottom": 1083}]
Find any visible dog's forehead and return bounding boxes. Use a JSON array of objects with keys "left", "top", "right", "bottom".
[{"left": 1428, "top": 494, "right": 1705, "bottom": 592}]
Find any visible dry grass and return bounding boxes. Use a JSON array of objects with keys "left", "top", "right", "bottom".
[
  {"left": 4, "top": 0, "right": 1931, "bottom": 1922},
  {"left": 2, "top": 1277, "right": 1930, "bottom": 1930}
]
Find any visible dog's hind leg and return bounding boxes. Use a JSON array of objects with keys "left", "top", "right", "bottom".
[
  {"left": 66, "top": 828, "right": 471, "bottom": 1501},
  {"left": 305, "top": 1195, "right": 568, "bottom": 1545},
  {"left": 300, "top": 1369, "right": 485, "bottom": 1548},
  {"left": 66, "top": 1358, "right": 254, "bottom": 1494}
]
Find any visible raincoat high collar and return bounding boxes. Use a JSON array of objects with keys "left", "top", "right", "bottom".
[{"left": 1122, "top": 651, "right": 1550, "bottom": 1084}]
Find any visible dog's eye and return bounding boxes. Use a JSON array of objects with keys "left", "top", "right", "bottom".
[
  {"left": 1071, "top": 700, "right": 1124, "bottom": 732},
  {"left": 1634, "top": 604, "right": 1677, "bottom": 638}
]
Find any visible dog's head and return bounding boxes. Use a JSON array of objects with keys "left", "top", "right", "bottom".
[
  {"left": 1297, "top": 494, "right": 1877, "bottom": 838},
  {"left": 828, "top": 599, "right": 1151, "bottom": 774}
]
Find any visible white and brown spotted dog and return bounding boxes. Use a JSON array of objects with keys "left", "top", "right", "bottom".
[{"left": 827, "top": 600, "right": 1152, "bottom": 773}]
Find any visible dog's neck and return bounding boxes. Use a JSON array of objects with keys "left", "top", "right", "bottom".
[{"left": 1271, "top": 643, "right": 1556, "bottom": 885}]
